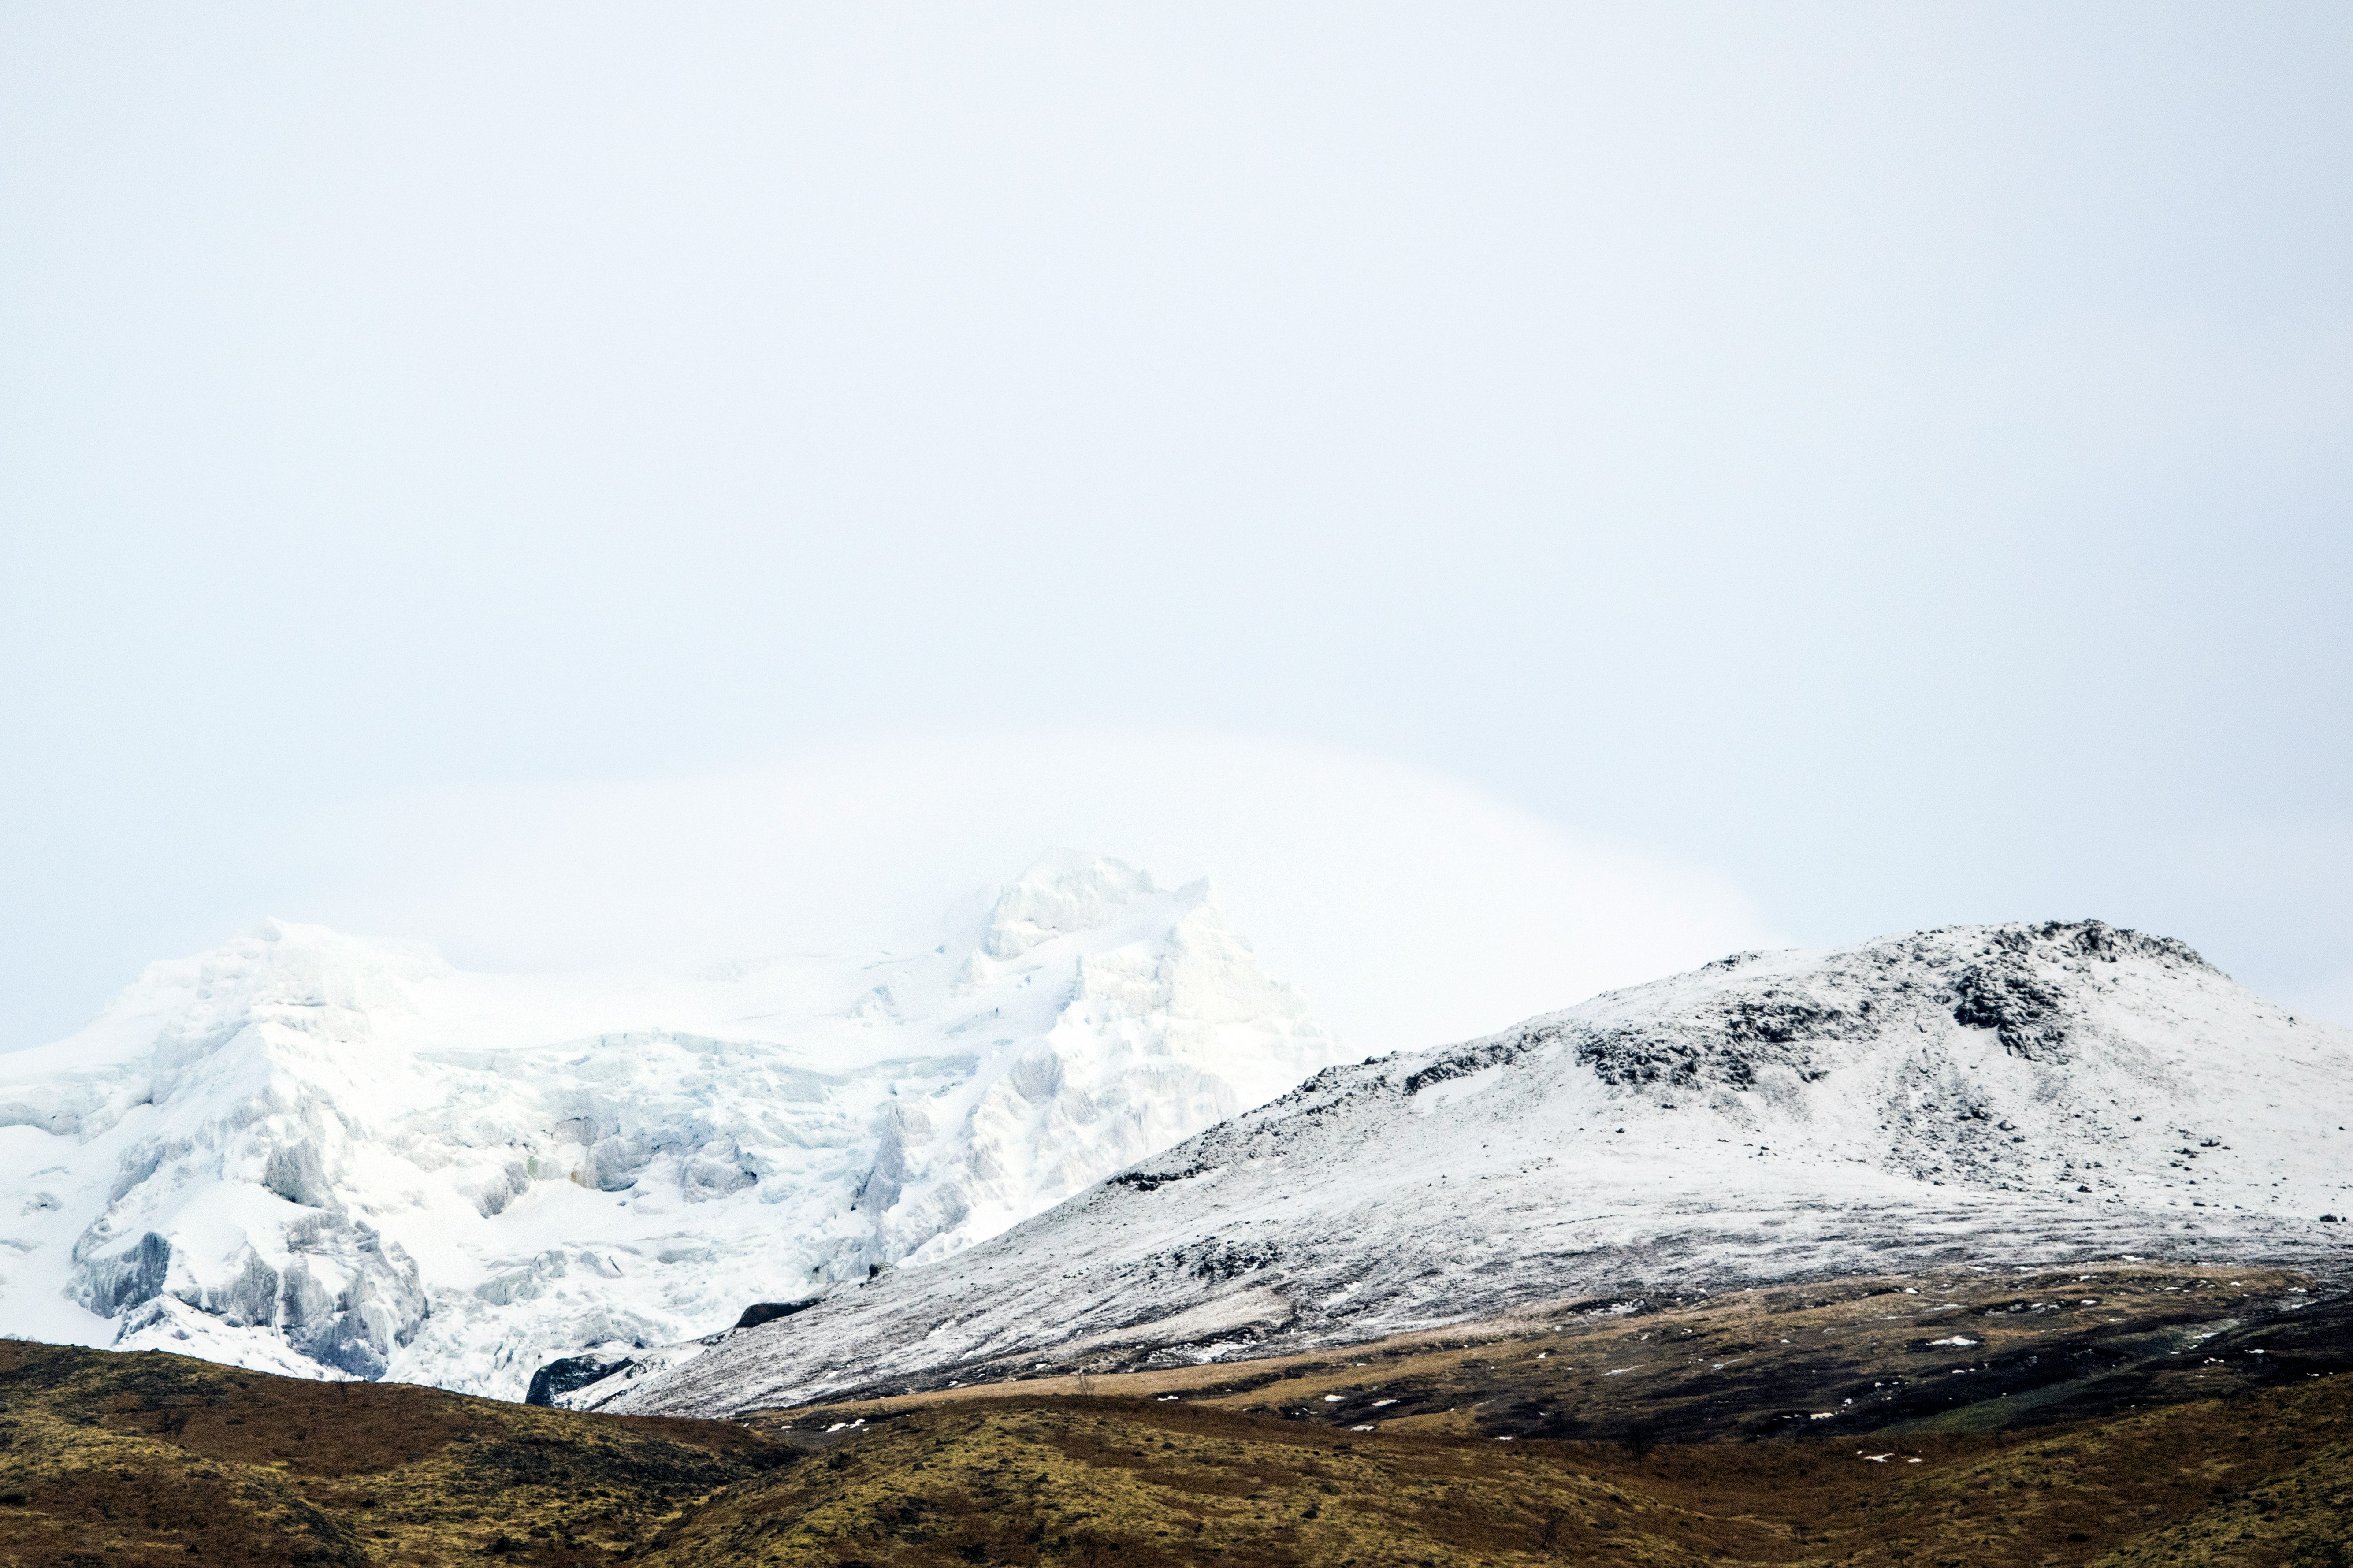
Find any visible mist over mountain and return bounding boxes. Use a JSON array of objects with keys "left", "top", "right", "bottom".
[{"left": 7, "top": 870, "right": 2347, "bottom": 1427}]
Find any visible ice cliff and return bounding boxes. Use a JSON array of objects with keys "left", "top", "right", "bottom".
[{"left": 0, "top": 852, "right": 1342, "bottom": 1397}]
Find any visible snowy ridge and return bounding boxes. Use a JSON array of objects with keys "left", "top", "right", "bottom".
[
  {"left": 570, "top": 921, "right": 2353, "bottom": 1418},
  {"left": 0, "top": 853, "right": 1342, "bottom": 1397}
]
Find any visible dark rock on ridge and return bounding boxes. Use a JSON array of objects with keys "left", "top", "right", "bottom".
[
  {"left": 525, "top": 1352, "right": 634, "bottom": 1407},
  {"left": 733, "top": 1299, "right": 820, "bottom": 1330}
]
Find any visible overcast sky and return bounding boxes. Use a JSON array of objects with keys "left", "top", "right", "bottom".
[{"left": 4, "top": 3, "right": 2348, "bottom": 1051}]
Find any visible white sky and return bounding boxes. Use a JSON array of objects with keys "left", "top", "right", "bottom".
[
  {"left": 3, "top": 4, "right": 2349, "bottom": 1049},
  {"left": 268, "top": 734, "right": 1777, "bottom": 1052}
]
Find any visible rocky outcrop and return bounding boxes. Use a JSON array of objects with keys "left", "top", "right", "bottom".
[
  {"left": 732, "top": 1299, "right": 818, "bottom": 1330},
  {"left": 525, "top": 1353, "right": 636, "bottom": 1407}
]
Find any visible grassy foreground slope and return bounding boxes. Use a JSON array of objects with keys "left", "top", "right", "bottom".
[
  {"left": 1, "top": 1268, "right": 2347, "bottom": 1568},
  {"left": 0, "top": 1337, "right": 783, "bottom": 1565},
  {"left": 688, "top": 1387, "right": 2350, "bottom": 1568}
]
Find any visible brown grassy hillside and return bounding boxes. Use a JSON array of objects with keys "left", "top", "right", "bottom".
[
  {"left": 1, "top": 1263, "right": 2346, "bottom": 1567},
  {"left": 762, "top": 1262, "right": 2342, "bottom": 1445}
]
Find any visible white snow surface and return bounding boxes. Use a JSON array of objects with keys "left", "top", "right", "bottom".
[
  {"left": 0, "top": 852, "right": 1342, "bottom": 1398},
  {"left": 569, "top": 921, "right": 2353, "bottom": 1418}
]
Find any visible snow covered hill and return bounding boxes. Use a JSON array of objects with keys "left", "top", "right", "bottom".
[
  {"left": 566, "top": 920, "right": 2353, "bottom": 1418},
  {"left": 0, "top": 853, "right": 1342, "bottom": 1397}
]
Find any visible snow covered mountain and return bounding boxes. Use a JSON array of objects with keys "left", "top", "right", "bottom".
[
  {"left": 567, "top": 920, "right": 2353, "bottom": 1418},
  {"left": 0, "top": 852, "right": 1343, "bottom": 1397}
]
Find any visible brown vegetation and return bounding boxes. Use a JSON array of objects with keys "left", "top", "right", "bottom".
[
  {"left": 772, "top": 1262, "right": 2342, "bottom": 1445},
  {"left": 0, "top": 1261, "right": 2346, "bottom": 1567}
]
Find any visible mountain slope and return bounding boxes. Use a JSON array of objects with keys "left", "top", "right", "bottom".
[
  {"left": 571, "top": 920, "right": 2353, "bottom": 1418},
  {"left": 0, "top": 852, "right": 1342, "bottom": 1396}
]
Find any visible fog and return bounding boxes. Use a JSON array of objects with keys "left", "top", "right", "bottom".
[
  {"left": 268, "top": 732, "right": 1773, "bottom": 1052},
  {"left": 3, "top": 4, "right": 2347, "bottom": 1048}
]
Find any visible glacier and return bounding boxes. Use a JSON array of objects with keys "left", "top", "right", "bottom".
[
  {"left": 0, "top": 851, "right": 1343, "bottom": 1397},
  {"left": 559, "top": 920, "right": 2353, "bottom": 1419}
]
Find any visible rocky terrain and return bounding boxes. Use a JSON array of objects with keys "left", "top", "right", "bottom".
[{"left": 563, "top": 921, "right": 2353, "bottom": 1418}]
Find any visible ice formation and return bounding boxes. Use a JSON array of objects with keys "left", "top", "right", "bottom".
[
  {"left": 0, "top": 852, "right": 1342, "bottom": 1397},
  {"left": 563, "top": 921, "right": 2353, "bottom": 1418}
]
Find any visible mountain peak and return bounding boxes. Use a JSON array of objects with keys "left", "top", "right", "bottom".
[
  {"left": 562, "top": 918, "right": 2352, "bottom": 1419},
  {"left": 980, "top": 850, "right": 1197, "bottom": 960},
  {"left": 0, "top": 853, "right": 1344, "bottom": 1396}
]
